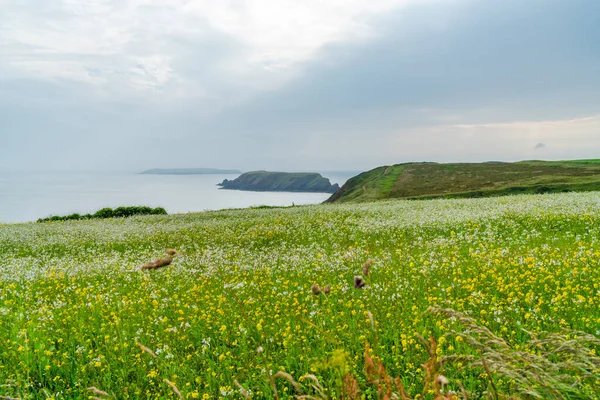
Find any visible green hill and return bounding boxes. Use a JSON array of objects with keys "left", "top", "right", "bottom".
[{"left": 326, "top": 159, "right": 600, "bottom": 203}]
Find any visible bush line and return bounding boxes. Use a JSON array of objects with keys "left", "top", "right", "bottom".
[{"left": 37, "top": 206, "right": 167, "bottom": 223}]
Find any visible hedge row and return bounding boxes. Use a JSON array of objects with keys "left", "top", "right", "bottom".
[{"left": 37, "top": 206, "right": 167, "bottom": 223}]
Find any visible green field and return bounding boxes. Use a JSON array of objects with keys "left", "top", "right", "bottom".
[
  {"left": 1, "top": 193, "right": 600, "bottom": 399},
  {"left": 327, "top": 160, "right": 600, "bottom": 203}
]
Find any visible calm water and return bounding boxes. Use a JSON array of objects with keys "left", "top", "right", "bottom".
[{"left": 0, "top": 171, "right": 356, "bottom": 223}]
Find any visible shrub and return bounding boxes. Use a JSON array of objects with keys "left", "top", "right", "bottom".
[
  {"left": 93, "top": 208, "right": 115, "bottom": 219},
  {"left": 37, "top": 206, "right": 167, "bottom": 222}
]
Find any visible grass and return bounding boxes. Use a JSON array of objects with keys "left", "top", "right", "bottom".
[
  {"left": 0, "top": 193, "right": 599, "bottom": 398},
  {"left": 328, "top": 160, "right": 600, "bottom": 203},
  {"left": 326, "top": 165, "right": 405, "bottom": 202}
]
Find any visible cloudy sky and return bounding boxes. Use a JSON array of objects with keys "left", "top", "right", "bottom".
[{"left": 1, "top": 0, "right": 599, "bottom": 172}]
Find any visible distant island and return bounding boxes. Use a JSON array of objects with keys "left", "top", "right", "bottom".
[
  {"left": 219, "top": 171, "right": 340, "bottom": 193},
  {"left": 141, "top": 168, "right": 241, "bottom": 175},
  {"left": 327, "top": 159, "right": 600, "bottom": 203}
]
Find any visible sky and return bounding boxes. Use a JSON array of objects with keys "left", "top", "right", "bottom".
[{"left": 1, "top": 0, "right": 599, "bottom": 172}]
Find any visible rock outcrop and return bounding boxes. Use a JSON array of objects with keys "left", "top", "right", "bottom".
[{"left": 219, "top": 171, "right": 340, "bottom": 193}]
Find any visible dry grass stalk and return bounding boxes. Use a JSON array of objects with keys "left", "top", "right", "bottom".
[
  {"left": 299, "top": 374, "right": 327, "bottom": 399},
  {"left": 342, "top": 373, "right": 360, "bottom": 400},
  {"left": 266, "top": 347, "right": 461, "bottom": 400},
  {"left": 0, "top": 396, "right": 21, "bottom": 400},
  {"left": 269, "top": 371, "right": 303, "bottom": 400},
  {"left": 140, "top": 257, "right": 172, "bottom": 270},
  {"left": 431, "top": 307, "right": 600, "bottom": 399},
  {"left": 136, "top": 341, "right": 157, "bottom": 358},
  {"left": 416, "top": 334, "right": 461, "bottom": 399},
  {"left": 164, "top": 379, "right": 183, "bottom": 399},
  {"left": 269, "top": 371, "right": 332, "bottom": 400},
  {"left": 274, "top": 374, "right": 327, "bottom": 400},
  {"left": 364, "top": 338, "right": 460, "bottom": 400},
  {"left": 416, "top": 334, "right": 441, "bottom": 398},
  {"left": 234, "top": 380, "right": 252, "bottom": 399},
  {"left": 266, "top": 306, "right": 598, "bottom": 399},
  {"left": 364, "top": 343, "right": 410, "bottom": 400},
  {"left": 86, "top": 387, "right": 109, "bottom": 397},
  {"left": 362, "top": 259, "right": 374, "bottom": 276},
  {"left": 353, "top": 276, "right": 366, "bottom": 289}
]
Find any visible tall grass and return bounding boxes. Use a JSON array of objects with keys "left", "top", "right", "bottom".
[{"left": 0, "top": 193, "right": 598, "bottom": 398}]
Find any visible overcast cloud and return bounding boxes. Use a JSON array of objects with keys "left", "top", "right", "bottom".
[{"left": 1, "top": 0, "right": 599, "bottom": 172}]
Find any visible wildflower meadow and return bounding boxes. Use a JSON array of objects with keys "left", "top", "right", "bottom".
[{"left": 0, "top": 193, "right": 599, "bottom": 399}]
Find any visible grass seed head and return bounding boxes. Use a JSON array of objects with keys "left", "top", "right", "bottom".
[
  {"left": 164, "top": 379, "right": 183, "bottom": 399},
  {"left": 366, "top": 310, "right": 375, "bottom": 330},
  {"left": 354, "top": 276, "right": 366, "bottom": 289},
  {"left": 311, "top": 284, "right": 322, "bottom": 295},
  {"left": 435, "top": 374, "right": 449, "bottom": 388},
  {"left": 86, "top": 387, "right": 109, "bottom": 397},
  {"left": 234, "top": 380, "right": 252, "bottom": 399},
  {"left": 362, "top": 259, "right": 374, "bottom": 276},
  {"left": 140, "top": 257, "right": 173, "bottom": 270},
  {"left": 136, "top": 342, "right": 158, "bottom": 358}
]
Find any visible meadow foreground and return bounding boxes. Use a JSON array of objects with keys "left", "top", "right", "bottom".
[{"left": 0, "top": 194, "right": 599, "bottom": 399}]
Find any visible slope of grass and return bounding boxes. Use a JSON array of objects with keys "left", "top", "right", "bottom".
[
  {"left": 327, "top": 160, "right": 600, "bottom": 203},
  {"left": 326, "top": 165, "right": 406, "bottom": 202},
  {"left": 0, "top": 193, "right": 599, "bottom": 398}
]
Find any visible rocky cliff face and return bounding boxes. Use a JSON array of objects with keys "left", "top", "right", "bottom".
[{"left": 219, "top": 171, "right": 340, "bottom": 193}]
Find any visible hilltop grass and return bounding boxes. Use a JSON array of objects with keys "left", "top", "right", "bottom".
[
  {"left": 0, "top": 193, "right": 599, "bottom": 399},
  {"left": 328, "top": 159, "right": 600, "bottom": 203}
]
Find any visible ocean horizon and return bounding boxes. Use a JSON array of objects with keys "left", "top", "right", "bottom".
[{"left": 0, "top": 171, "right": 356, "bottom": 224}]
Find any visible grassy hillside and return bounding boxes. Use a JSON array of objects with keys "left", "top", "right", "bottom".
[
  {"left": 327, "top": 159, "right": 600, "bottom": 203},
  {"left": 1, "top": 193, "right": 599, "bottom": 398}
]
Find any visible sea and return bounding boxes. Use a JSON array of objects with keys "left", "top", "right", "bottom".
[{"left": 0, "top": 171, "right": 357, "bottom": 224}]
